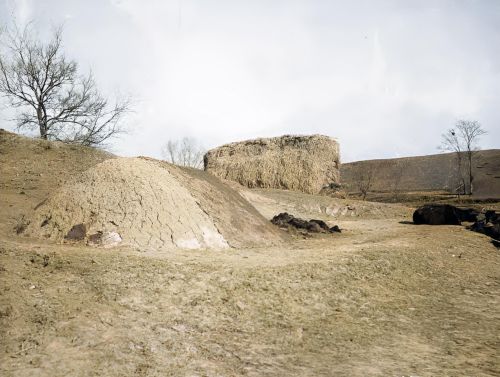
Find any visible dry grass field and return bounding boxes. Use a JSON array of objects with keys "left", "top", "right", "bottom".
[{"left": 1, "top": 130, "right": 499, "bottom": 376}]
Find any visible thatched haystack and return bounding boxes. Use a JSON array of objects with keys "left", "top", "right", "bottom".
[
  {"left": 22, "top": 157, "right": 284, "bottom": 250},
  {"left": 204, "top": 135, "right": 340, "bottom": 194}
]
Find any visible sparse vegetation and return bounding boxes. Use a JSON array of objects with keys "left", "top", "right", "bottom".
[{"left": 349, "top": 164, "right": 374, "bottom": 200}]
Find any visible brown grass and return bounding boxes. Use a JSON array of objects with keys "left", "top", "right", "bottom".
[{"left": 204, "top": 135, "right": 340, "bottom": 194}]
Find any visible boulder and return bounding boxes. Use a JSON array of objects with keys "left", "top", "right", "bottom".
[
  {"left": 413, "top": 204, "right": 462, "bottom": 225},
  {"left": 413, "top": 204, "right": 480, "bottom": 225}
]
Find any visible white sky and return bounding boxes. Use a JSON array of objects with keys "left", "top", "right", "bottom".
[{"left": 0, "top": 0, "right": 499, "bottom": 161}]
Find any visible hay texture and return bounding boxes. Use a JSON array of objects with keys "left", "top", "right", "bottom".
[
  {"left": 23, "top": 157, "right": 283, "bottom": 250},
  {"left": 204, "top": 135, "right": 340, "bottom": 194}
]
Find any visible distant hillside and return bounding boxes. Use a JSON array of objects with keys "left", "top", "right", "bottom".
[{"left": 341, "top": 150, "right": 500, "bottom": 199}]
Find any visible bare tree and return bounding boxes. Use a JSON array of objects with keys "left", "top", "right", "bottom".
[
  {"left": 161, "top": 137, "right": 205, "bottom": 169},
  {"left": 0, "top": 24, "right": 131, "bottom": 147},
  {"left": 441, "top": 127, "right": 466, "bottom": 195},
  {"left": 348, "top": 164, "right": 374, "bottom": 200},
  {"left": 441, "top": 120, "right": 486, "bottom": 195},
  {"left": 391, "top": 159, "right": 407, "bottom": 199}
]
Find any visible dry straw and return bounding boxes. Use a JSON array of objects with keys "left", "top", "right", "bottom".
[{"left": 204, "top": 135, "right": 340, "bottom": 194}]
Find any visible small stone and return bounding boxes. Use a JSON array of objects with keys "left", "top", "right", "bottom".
[
  {"left": 172, "top": 324, "right": 187, "bottom": 333},
  {"left": 64, "top": 224, "right": 87, "bottom": 241},
  {"left": 88, "top": 231, "right": 122, "bottom": 248}
]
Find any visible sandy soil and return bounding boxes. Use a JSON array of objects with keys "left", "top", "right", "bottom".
[
  {"left": 1, "top": 131, "right": 499, "bottom": 376},
  {"left": 1, "top": 219, "right": 499, "bottom": 376}
]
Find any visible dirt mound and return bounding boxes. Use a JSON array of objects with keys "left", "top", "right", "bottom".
[
  {"left": 204, "top": 134, "right": 340, "bottom": 194},
  {"left": 0, "top": 129, "right": 114, "bottom": 234},
  {"left": 22, "top": 157, "right": 284, "bottom": 250}
]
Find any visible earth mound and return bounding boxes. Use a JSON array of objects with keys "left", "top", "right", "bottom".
[
  {"left": 204, "top": 134, "right": 340, "bottom": 194},
  {"left": 22, "top": 157, "right": 284, "bottom": 250}
]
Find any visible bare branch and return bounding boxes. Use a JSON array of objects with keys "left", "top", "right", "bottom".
[
  {"left": 161, "top": 137, "right": 205, "bottom": 169},
  {"left": 440, "top": 119, "right": 487, "bottom": 195},
  {"left": 0, "top": 23, "right": 131, "bottom": 146}
]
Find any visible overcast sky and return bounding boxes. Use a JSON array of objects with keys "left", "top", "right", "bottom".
[{"left": 0, "top": 0, "right": 498, "bottom": 161}]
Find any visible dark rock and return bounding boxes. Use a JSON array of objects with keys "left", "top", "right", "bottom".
[
  {"left": 271, "top": 212, "right": 294, "bottom": 226},
  {"left": 468, "top": 210, "right": 500, "bottom": 242},
  {"left": 271, "top": 212, "right": 341, "bottom": 234},
  {"left": 485, "top": 210, "right": 499, "bottom": 223},
  {"left": 454, "top": 207, "right": 480, "bottom": 222},
  {"left": 330, "top": 225, "right": 341, "bottom": 233},
  {"left": 309, "top": 219, "right": 331, "bottom": 231},
  {"left": 413, "top": 204, "right": 462, "bottom": 225},
  {"left": 65, "top": 224, "right": 87, "bottom": 241},
  {"left": 413, "top": 204, "right": 480, "bottom": 225},
  {"left": 88, "top": 231, "right": 103, "bottom": 245}
]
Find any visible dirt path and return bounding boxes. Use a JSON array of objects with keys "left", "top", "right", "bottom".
[{"left": 1, "top": 219, "right": 499, "bottom": 376}]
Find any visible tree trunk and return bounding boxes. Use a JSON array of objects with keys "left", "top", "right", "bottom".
[
  {"left": 39, "top": 124, "right": 48, "bottom": 139},
  {"left": 455, "top": 153, "right": 466, "bottom": 195},
  {"left": 468, "top": 151, "right": 473, "bottom": 195},
  {"left": 37, "top": 106, "right": 48, "bottom": 140}
]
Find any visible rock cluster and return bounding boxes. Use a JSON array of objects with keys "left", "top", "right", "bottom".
[
  {"left": 469, "top": 211, "right": 500, "bottom": 242},
  {"left": 271, "top": 212, "right": 341, "bottom": 234},
  {"left": 413, "top": 204, "right": 499, "bottom": 246}
]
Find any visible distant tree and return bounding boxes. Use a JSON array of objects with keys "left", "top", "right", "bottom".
[
  {"left": 391, "top": 159, "right": 407, "bottom": 199},
  {"left": 161, "top": 137, "right": 205, "bottom": 169},
  {"left": 0, "top": 24, "right": 131, "bottom": 146},
  {"left": 441, "top": 120, "right": 486, "bottom": 195},
  {"left": 349, "top": 165, "right": 374, "bottom": 200},
  {"left": 441, "top": 128, "right": 467, "bottom": 196}
]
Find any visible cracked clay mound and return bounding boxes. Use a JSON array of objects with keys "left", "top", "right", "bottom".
[{"left": 22, "top": 157, "right": 284, "bottom": 250}]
